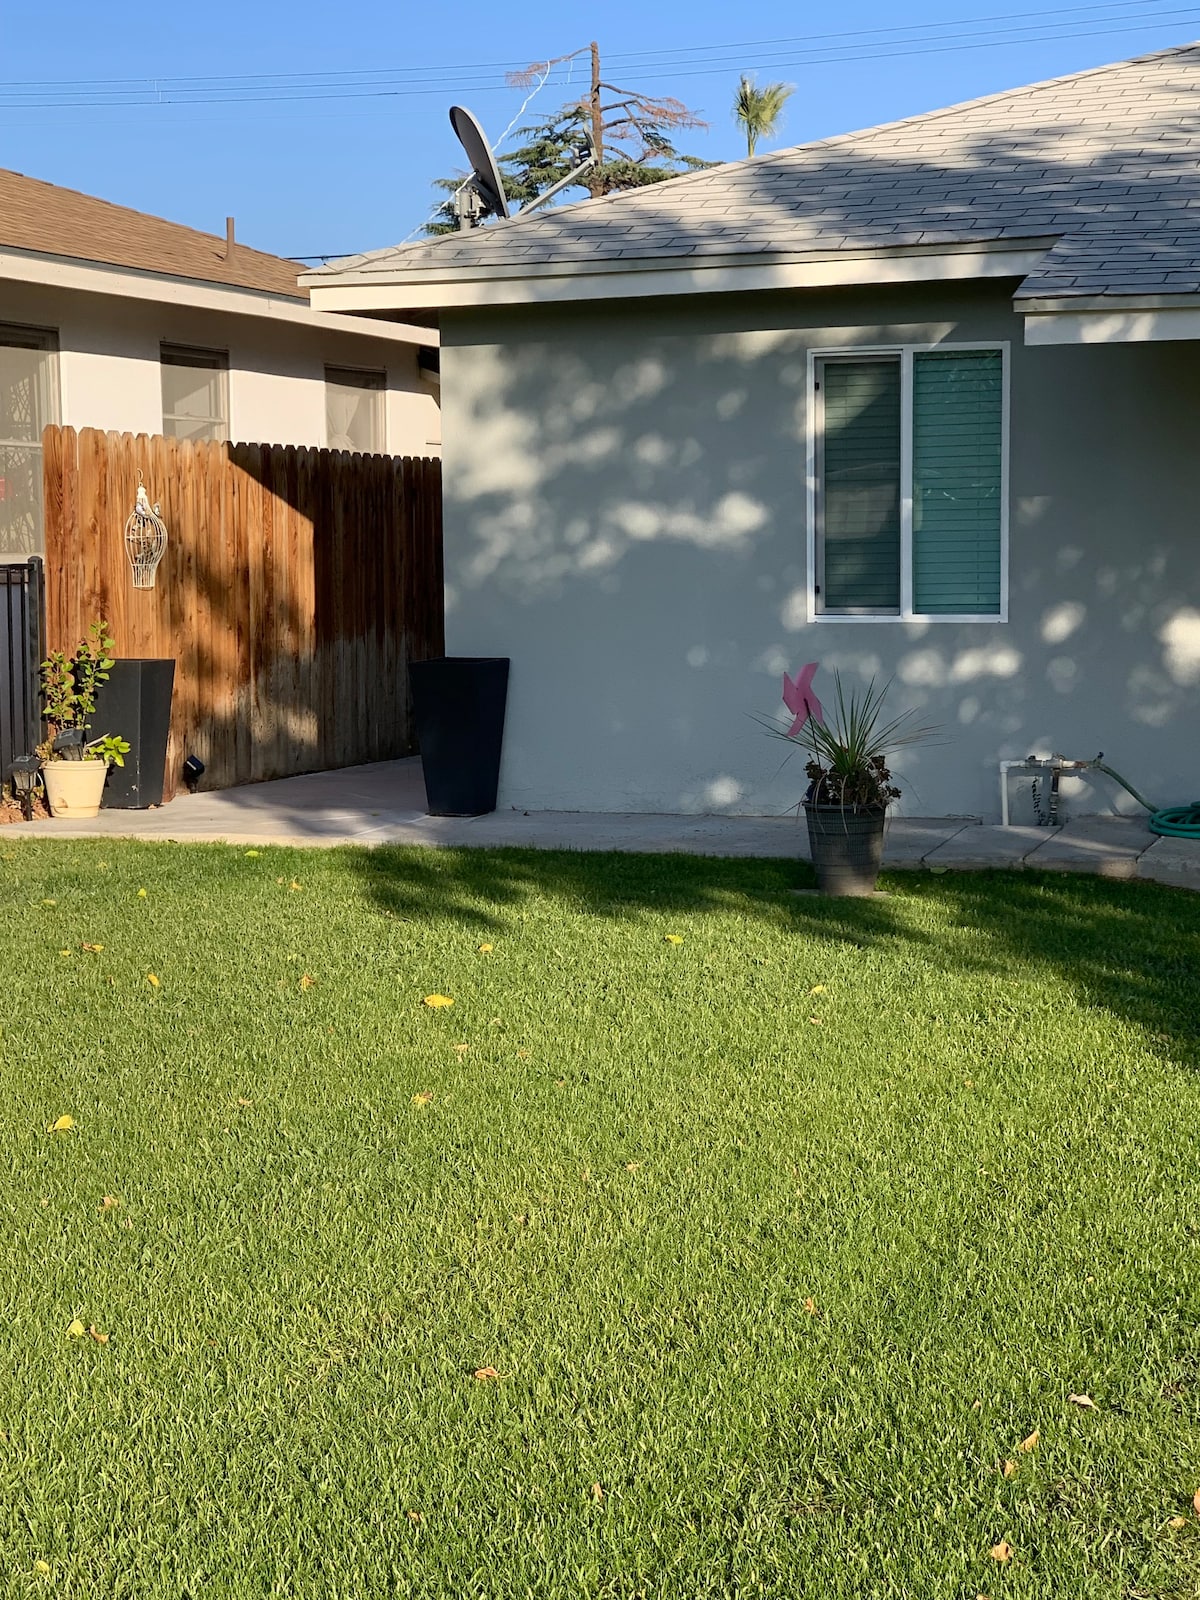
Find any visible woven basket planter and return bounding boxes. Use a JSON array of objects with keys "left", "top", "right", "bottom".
[{"left": 804, "top": 803, "right": 887, "bottom": 896}]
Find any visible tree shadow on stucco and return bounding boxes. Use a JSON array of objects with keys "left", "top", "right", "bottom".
[
  {"left": 351, "top": 844, "right": 1200, "bottom": 1071},
  {"left": 437, "top": 99, "right": 1200, "bottom": 823}
]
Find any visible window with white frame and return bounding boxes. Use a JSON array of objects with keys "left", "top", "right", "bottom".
[
  {"left": 161, "top": 344, "right": 229, "bottom": 442},
  {"left": 325, "top": 366, "right": 385, "bottom": 454},
  {"left": 0, "top": 323, "right": 60, "bottom": 561},
  {"left": 812, "top": 345, "right": 1006, "bottom": 619}
]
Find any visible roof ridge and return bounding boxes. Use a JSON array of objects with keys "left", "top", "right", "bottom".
[{"left": 349, "top": 34, "right": 1200, "bottom": 267}]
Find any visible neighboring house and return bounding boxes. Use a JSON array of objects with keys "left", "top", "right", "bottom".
[
  {"left": 0, "top": 169, "right": 441, "bottom": 563},
  {"left": 307, "top": 44, "right": 1200, "bottom": 823}
]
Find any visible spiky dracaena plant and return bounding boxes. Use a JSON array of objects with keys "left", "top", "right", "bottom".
[{"left": 772, "top": 675, "right": 937, "bottom": 811}]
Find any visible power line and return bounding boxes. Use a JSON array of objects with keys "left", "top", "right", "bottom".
[{"left": 0, "top": 2, "right": 1195, "bottom": 111}]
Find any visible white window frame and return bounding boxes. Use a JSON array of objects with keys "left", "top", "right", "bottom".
[{"left": 805, "top": 341, "right": 1010, "bottom": 624}]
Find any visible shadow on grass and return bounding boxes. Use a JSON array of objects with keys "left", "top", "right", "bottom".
[{"left": 351, "top": 845, "right": 1200, "bottom": 1066}]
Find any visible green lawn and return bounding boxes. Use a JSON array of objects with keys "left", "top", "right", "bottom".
[{"left": 1, "top": 841, "right": 1199, "bottom": 1599}]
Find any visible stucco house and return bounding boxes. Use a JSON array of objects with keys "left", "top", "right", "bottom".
[
  {"left": 305, "top": 44, "right": 1200, "bottom": 824},
  {"left": 0, "top": 169, "right": 441, "bottom": 563}
]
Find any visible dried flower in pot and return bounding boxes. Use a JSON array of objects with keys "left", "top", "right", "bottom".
[{"left": 766, "top": 668, "right": 936, "bottom": 896}]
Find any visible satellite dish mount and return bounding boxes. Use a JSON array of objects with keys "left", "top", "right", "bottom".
[{"left": 450, "top": 105, "right": 596, "bottom": 231}]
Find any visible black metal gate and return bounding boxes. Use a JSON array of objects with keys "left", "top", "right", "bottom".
[{"left": 0, "top": 557, "right": 45, "bottom": 785}]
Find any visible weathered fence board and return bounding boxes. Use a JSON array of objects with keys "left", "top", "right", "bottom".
[{"left": 42, "top": 426, "right": 443, "bottom": 800}]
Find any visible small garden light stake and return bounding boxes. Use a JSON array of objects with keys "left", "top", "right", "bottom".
[{"left": 124, "top": 473, "right": 168, "bottom": 589}]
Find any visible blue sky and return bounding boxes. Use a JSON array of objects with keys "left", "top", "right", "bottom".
[{"left": 4, "top": 1, "right": 1199, "bottom": 262}]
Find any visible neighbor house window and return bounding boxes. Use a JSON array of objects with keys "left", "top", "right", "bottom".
[
  {"left": 161, "top": 344, "right": 229, "bottom": 442},
  {"left": 813, "top": 346, "right": 1006, "bottom": 619},
  {"left": 325, "top": 367, "right": 385, "bottom": 453},
  {"left": 0, "top": 323, "right": 59, "bottom": 561}
]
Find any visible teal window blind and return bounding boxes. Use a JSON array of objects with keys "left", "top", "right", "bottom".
[
  {"left": 912, "top": 350, "right": 1003, "bottom": 616},
  {"left": 820, "top": 359, "right": 901, "bottom": 612}
]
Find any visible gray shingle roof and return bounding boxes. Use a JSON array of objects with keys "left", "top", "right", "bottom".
[{"left": 308, "top": 41, "right": 1200, "bottom": 301}]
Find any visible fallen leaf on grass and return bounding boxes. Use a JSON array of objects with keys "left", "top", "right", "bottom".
[
  {"left": 807, "top": 1016, "right": 823, "bottom": 1026},
  {"left": 808, "top": 984, "right": 827, "bottom": 995},
  {"left": 34, "top": 1561, "right": 50, "bottom": 1575},
  {"left": 1194, "top": 1487, "right": 1200, "bottom": 1517},
  {"left": 1068, "top": 1393, "right": 1098, "bottom": 1411},
  {"left": 99, "top": 1195, "right": 120, "bottom": 1212},
  {"left": 58, "top": 949, "right": 71, "bottom": 957},
  {"left": 1168, "top": 1515, "right": 1188, "bottom": 1530},
  {"left": 412, "top": 1091, "right": 435, "bottom": 1107},
  {"left": 590, "top": 1482, "right": 605, "bottom": 1502},
  {"left": 1001, "top": 1460, "right": 1018, "bottom": 1479},
  {"left": 624, "top": 1162, "right": 642, "bottom": 1172},
  {"left": 299, "top": 973, "right": 317, "bottom": 990},
  {"left": 423, "top": 994, "right": 454, "bottom": 1009},
  {"left": 407, "top": 1510, "right": 424, "bottom": 1525},
  {"left": 81, "top": 942, "right": 103, "bottom": 953},
  {"left": 40, "top": 899, "right": 56, "bottom": 908},
  {"left": 452, "top": 1043, "right": 469, "bottom": 1056},
  {"left": 47, "top": 1115, "right": 75, "bottom": 1133},
  {"left": 289, "top": 880, "right": 303, "bottom": 892},
  {"left": 516, "top": 1049, "right": 530, "bottom": 1060},
  {"left": 477, "top": 943, "right": 494, "bottom": 953},
  {"left": 87, "top": 1324, "right": 109, "bottom": 1345},
  {"left": 664, "top": 934, "right": 684, "bottom": 945},
  {"left": 146, "top": 973, "right": 160, "bottom": 988},
  {"left": 66, "top": 1319, "right": 86, "bottom": 1338},
  {"left": 137, "top": 888, "right": 148, "bottom": 899},
  {"left": 989, "top": 1541, "right": 1013, "bottom": 1563},
  {"left": 244, "top": 850, "right": 260, "bottom": 859},
  {"left": 803, "top": 1297, "right": 820, "bottom": 1317},
  {"left": 473, "top": 1366, "right": 504, "bottom": 1381},
  {"left": 236, "top": 1097, "right": 253, "bottom": 1108},
  {"left": 1019, "top": 1429, "right": 1039, "bottom": 1452}
]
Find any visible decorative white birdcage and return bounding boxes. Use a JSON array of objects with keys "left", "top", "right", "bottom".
[{"left": 124, "top": 473, "right": 168, "bottom": 589}]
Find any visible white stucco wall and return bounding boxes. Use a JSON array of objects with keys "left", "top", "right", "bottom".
[
  {"left": 0, "top": 279, "right": 441, "bottom": 454},
  {"left": 440, "top": 281, "right": 1200, "bottom": 822}
]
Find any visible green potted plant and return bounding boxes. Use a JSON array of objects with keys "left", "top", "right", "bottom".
[
  {"left": 767, "top": 669, "right": 935, "bottom": 896},
  {"left": 37, "top": 621, "right": 130, "bottom": 818}
]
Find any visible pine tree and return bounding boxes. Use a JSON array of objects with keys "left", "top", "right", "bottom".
[{"left": 425, "top": 42, "right": 712, "bottom": 235}]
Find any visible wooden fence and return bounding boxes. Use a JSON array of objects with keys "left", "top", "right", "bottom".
[{"left": 42, "top": 426, "right": 443, "bottom": 799}]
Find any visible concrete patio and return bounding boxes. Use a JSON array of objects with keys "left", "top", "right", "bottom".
[{"left": 8, "top": 756, "right": 1200, "bottom": 889}]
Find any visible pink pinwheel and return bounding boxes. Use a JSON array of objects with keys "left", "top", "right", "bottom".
[{"left": 782, "top": 663, "right": 823, "bottom": 736}]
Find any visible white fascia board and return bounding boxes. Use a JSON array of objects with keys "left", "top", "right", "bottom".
[
  {"left": 0, "top": 246, "right": 438, "bottom": 347},
  {"left": 305, "top": 240, "right": 1053, "bottom": 316},
  {"left": 1023, "top": 304, "right": 1200, "bottom": 344}
]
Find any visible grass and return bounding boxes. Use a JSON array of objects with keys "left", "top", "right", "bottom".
[{"left": 1, "top": 840, "right": 1199, "bottom": 1599}]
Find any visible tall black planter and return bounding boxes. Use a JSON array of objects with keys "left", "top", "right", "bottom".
[
  {"left": 411, "top": 657, "right": 509, "bottom": 817},
  {"left": 91, "top": 659, "right": 175, "bottom": 809}
]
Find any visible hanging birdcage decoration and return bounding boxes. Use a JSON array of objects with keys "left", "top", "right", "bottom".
[{"left": 124, "top": 473, "right": 168, "bottom": 589}]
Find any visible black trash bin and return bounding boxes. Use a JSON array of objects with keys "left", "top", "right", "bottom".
[
  {"left": 410, "top": 656, "right": 509, "bottom": 817},
  {"left": 91, "top": 658, "right": 175, "bottom": 808}
]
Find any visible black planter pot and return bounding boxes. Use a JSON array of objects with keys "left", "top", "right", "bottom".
[
  {"left": 804, "top": 803, "right": 887, "bottom": 896},
  {"left": 91, "top": 659, "right": 175, "bottom": 809},
  {"left": 410, "top": 657, "right": 510, "bottom": 817}
]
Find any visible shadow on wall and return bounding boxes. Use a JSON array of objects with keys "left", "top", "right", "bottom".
[
  {"left": 441, "top": 114, "right": 1200, "bottom": 817},
  {"left": 349, "top": 843, "right": 1200, "bottom": 1070}
]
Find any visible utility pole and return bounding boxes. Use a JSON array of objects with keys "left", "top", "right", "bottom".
[{"left": 587, "top": 40, "right": 605, "bottom": 197}]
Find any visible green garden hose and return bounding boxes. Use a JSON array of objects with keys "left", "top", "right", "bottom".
[
  {"left": 1087, "top": 760, "right": 1200, "bottom": 839},
  {"left": 1148, "top": 803, "right": 1200, "bottom": 838}
]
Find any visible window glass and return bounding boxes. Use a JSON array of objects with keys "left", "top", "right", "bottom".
[
  {"left": 820, "top": 359, "right": 901, "bottom": 613},
  {"left": 326, "top": 367, "right": 385, "bottom": 454},
  {"left": 0, "top": 324, "right": 59, "bottom": 561},
  {"left": 161, "top": 345, "right": 228, "bottom": 442}
]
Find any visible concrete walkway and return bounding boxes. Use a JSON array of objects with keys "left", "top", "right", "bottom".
[{"left": 8, "top": 756, "right": 1200, "bottom": 890}]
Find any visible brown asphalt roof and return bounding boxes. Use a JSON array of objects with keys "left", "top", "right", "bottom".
[{"left": 0, "top": 167, "right": 306, "bottom": 299}]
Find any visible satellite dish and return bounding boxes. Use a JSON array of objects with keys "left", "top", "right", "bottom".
[{"left": 449, "top": 105, "right": 510, "bottom": 223}]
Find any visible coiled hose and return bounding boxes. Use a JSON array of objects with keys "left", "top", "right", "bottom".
[{"left": 1088, "top": 760, "right": 1200, "bottom": 839}]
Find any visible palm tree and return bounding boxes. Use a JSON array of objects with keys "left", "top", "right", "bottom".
[{"left": 732, "top": 75, "right": 795, "bottom": 158}]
